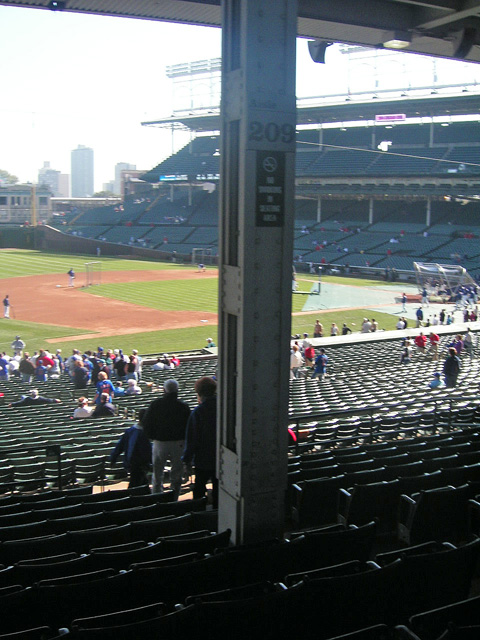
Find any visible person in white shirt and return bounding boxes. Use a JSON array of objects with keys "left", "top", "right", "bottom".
[
  {"left": 126, "top": 379, "right": 142, "bottom": 395},
  {"left": 361, "top": 318, "right": 372, "bottom": 333},
  {"left": 73, "top": 397, "right": 94, "bottom": 419},
  {"left": 290, "top": 345, "right": 303, "bottom": 379},
  {"left": 132, "top": 349, "right": 143, "bottom": 380}
]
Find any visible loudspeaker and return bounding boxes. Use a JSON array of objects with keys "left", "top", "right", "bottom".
[{"left": 308, "top": 40, "right": 333, "bottom": 64}]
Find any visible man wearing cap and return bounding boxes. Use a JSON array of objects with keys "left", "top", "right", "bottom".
[
  {"left": 73, "top": 397, "right": 94, "bottom": 418},
  {"left": 11, "top": 336, "right": 25, "bottom": 356},
  {"left": 143, "top": 379, "right": 191, "bottom": 498},
  {"left": 429, "top": 372, "right": 445, "bottom": 389},
  {"left": 8, "top": 389, "right": 61, "bottom": 407},
  {"left": 3, "top": 294, "right": 10, "bottom": 319},
  {"left": 205, "top": 338, "right": 216, "bottom": 348}
]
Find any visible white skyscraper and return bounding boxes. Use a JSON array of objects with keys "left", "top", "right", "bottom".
[{"left": 71, "top": 145, "right": 94, "bottom": 197}]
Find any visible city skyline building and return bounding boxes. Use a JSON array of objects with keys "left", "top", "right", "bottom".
[
  {"left": 102, "top": 180, "right": 115, "bottom": 193},
  {"left": 114, "top": 162, "right": 136, "bottom": 195},
  {"left": 71, "top": 145, "right": 94, "bottom": 197},
  {"left": 57, "top": 174, "right": 70, "bottom": 198},
  {"left": 38, "top": 161, "right": 61, "bottom": 196}
]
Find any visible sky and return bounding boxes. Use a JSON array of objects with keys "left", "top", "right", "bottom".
[
  {"left": 0, "top": 6, "right": 223, "bottom": 190},
  {"left": 1, "top": 5, "right": 480, "bottom": 192}
]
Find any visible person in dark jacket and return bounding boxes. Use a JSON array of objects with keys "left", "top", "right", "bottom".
[
  {"left": 110, "top": 409, "right": 152, "bottom": 488},
  {"left": 443, "top": 347, "right": 461, "bottom": 388},
  {"left": 182, "top": 376, "right": 218, "bottom": 507},
  {"left": 8, "top": 389, "right": 61, "bottom": 407},
  {"left": 143, "top": 379, "right": 190, "bottom": 498},
  {"left": 73, "top": 359, "right": 89, "bottom": 390},
  {"left": 91, "top": 392, "right": 116, "bottom": 417}
]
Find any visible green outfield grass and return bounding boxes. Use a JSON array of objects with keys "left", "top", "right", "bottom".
[
  {"left": 88, "top": 278, "right": 219, "bottom": 313},
  {"left": 291, "top": 309, "right": 398, "bottom": 336},
  {"left": 0, "top": 250, "right": 403, "bottom": 354},
  {"left": 88, "top": 278, "right": 329, "bottom": 313},
  {"left": 0, "top": 319, "right": 91, "bottom": 355},
  {"left": 0, "top": 249, "right": 194, "bottom": 277}
]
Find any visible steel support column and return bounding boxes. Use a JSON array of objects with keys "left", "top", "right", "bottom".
[{"left": 217, "top": 0, "right": 297, "bottom": 544}]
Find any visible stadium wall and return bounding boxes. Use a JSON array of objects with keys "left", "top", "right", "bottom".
[
  {"left": 32, "top": 225, "right": 215, "bottom": 264},
  {"left": 0, "top": 226, "right": 35, "bottom": 249}
]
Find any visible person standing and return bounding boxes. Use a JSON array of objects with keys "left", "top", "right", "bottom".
[
  {"left": 3, "top": 295, "right": 10, "bottom": 318},
  {"left": 464, "top": 327, "right": 474, "bottom": 358},
  {"left": 342, "top": 323, "right": 353, "bottom": 335},
  {"left": 429, "top": 331, "right": 440, "bottom": 361},
  {"left": 182, "top": 376, "right": 218, "bottom": 507},
  {"left": 11, "top": 336, "right": 25, "bottom": 356},
  {"left": 312, "top": 348, "right": 328, "bottom": 380},
  {"left": 401, "top": 293, "right": 407, "bottom": 313},
  {"left": 19, "top": 352, "right": 35, "bottom": 383},
  {"left": 94, "top": 371, "right": 115, "bottom": 404},
  {"left": 361, "top": 318, "right": 371, "bottom": 333},
  {"left": 414, "top": 332, "right": 428, "bottom": 355},
  {"left": 290, "top": 344, "right": 303, "bottom": 379},
  {"left": 67, "top": 268, "right": 75, "bottom": 287},
  {"left": 313, "top": 320, "right": 323, "bottom": 338},
  {"left": 143, "top": 379, "right": 191, "bottom": 499},
  {"left": 416, "top": 307, "right": 424, "bottom": 328},
  {"left": 421, "top": 287, "right": 429, "bottom": 307},
  {"left": 73, "top": 359, "right": 89, "bottom": 390},
  {"left": 443, "top": 347, "right": 461, "bottom": 388},
  {"left": 110, "top": 409, "right": 152, "bottom": 488}
]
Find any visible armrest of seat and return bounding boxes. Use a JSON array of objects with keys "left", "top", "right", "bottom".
[
  {"left": 291, "top": 483, "right": 303, "bottom": 526},
  {"left": 469, "top": 499, "right": 480, "bottom": 536},
  {"left": 337, "top": 487, "right": 352, "bottom": 525},
  {"left": 397, "top": 494, "right": 417, "bottom": 544}
]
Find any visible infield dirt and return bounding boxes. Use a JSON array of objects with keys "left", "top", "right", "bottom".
[{"left": 0, "top": 269, "right": 218, "bottom": 341}]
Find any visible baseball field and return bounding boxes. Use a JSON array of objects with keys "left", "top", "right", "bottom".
[{"left": 0, "top": 249, "right": 405, "bottom": 355}]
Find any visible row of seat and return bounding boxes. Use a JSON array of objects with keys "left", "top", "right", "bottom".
[
  {"left": 0, "top": 529, "right": 478, "bottom": 639},
  {"left": 290, "top": 426, "right": 480, "bottom": 531}
]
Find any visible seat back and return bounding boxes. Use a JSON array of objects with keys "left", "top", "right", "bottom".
[{"left": 408, "top": 484, "right": 471, "bottom": 544}]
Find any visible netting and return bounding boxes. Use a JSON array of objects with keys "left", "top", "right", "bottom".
[
  {"left": 413, "top": 262, "right": 476, "bottom": 301},
  {"left": 85, "top": 261, "right": 102, "bottom": 287}
]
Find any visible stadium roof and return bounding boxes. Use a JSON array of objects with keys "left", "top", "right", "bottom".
[
  {"left": 141, "top": 93, "right": 480, "bottom": 133},
  {"left": 3, "top": 0, "right": 480, "bottom": 64}
]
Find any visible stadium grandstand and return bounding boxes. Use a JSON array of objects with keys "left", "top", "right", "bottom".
[
  {"left": 3, "top": 1, "right": 480, "bottom": 637},
  {"left": 44, "top": 85, "right": 480, "bottom": 280}
]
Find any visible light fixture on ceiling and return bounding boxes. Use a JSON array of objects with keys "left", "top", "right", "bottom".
[
  {"left": 48, "top": 0, "right": 66, "bottom": 9},
  {"left": 383, "top": 31, "right": 411, "bottom": 50}
]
